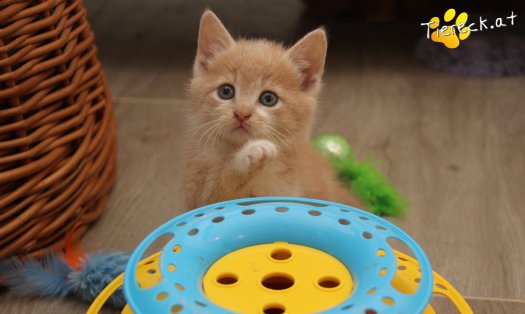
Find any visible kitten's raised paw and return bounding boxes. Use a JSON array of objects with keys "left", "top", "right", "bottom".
[{"left": 234, "top": 139, "right": 278, "bottom": 173}]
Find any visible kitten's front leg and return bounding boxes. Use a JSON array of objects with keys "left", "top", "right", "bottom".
[{"left": 234, "top": 139, "right": 278, "bottom": 174}]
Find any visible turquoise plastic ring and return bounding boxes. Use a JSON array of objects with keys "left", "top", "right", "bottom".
[{"left": 124, "top": 197, "right": 433, "bottom": 314}]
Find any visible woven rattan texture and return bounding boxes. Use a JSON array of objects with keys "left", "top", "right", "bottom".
[{"left": 0, "top": 0, "right": 116, "bottom": 259}]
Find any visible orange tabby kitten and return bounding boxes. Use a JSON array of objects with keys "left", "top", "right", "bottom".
[{"left": 183, "top": 10, "right": 361, "bottom": 209}]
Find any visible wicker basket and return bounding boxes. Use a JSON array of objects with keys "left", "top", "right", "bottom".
[{"left": 0, "top": 0, "right": 117, "bottom": 259}]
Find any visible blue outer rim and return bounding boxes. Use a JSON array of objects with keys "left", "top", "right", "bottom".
[{"left": 124, "top": 197, "right": 433, "bottom": 314}]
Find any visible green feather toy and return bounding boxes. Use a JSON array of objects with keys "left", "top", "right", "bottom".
[{"left": 312, "top": 135, "right": 407, "bottom": 217}]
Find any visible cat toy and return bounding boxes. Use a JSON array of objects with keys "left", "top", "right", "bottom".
[
  {"left": 313, "top": 134, "right": 407, "bottom": 217},
  {"left": 87, "top": 197, "right": 472, "bottom": 314},
  {"left": 0, "top": 224, "right": 129, "bottom": 307}
]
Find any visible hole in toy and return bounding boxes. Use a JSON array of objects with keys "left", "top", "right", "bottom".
[
  {"left": 340, "top": 208, "right": 349, "bottom": 212},
  {"left": 377, "top": 249, "right": 386, "bottom": 257},
  {"left": 382, "top": 297, "right": 395, "bottom": 306},
  {"left": 367, "top": 288, "right": 377, "bottom": 295},
  {"left": 195, "top": 301, "right": 206, "bottom": 307},
  {"left": 195, "top": 213, "right": 204, "bottom": 217},
  {"left": 359, "top": 216, "right": 370, "bottom": 220},
  {"left": 392, "top": 274, "right": 419, "bottom": 294},
  {"left": 379, "top": 268, "right": 388, "bottom": 276},
  {"left": 216, "top": 206, "right": 224, "bottom": 210},
  {"left": 365, "top": 309, "right": 377, "bottom": 314},
  {"left": 176, "top": 222, "right": 186, "bottom": 226},
  {"left": 275, "top": 207, "right": 289, "bottom": 213},
  {"left": 341, "top": 304, "right": 353, "bottom": 310},
  {"left": 237, "top": 199, "right": 327, "bottom": 207},
  {"left": 173, "top": 245, "right": 182, "bottom": 253},
  {"left": 171, "top": 305, "right": 183, "bottom": 313},
  {"left": 339, "top": 219, "right": 350, "bottom": 225},
  {"left": 263, "top": 304, "right": 286, "bottom": 314},
  {"left": 217, "top": 273, "right": 238, "bottom": 285},
  {"left": 175, "top": 283, "right": 185, "bottom": 291},
  {"left": 430, "top": 293, "right": 461, "bottom": 313},
  {"left": 387, "top": 238, "right": 416, "bottom": 259},
  {"left": 271, "top": 248, "right": 292, "bottom": 261},
  {"left": 143, "top": 233, "right": 174, "bottom": 258},
  {"left": 388, "top": 238, "right": 420, "bottom": 295},
  {"left": 168, "top": 264, "right": 176, "bottom": 272},
  {"left": 262, "top": 273, "right": 294, "bottom": 290},
  {"left": 212, "top": 216, "right": 224, "bottom": 223},
  {"left": 414, "top": 278, "right": 421, "bottom": 283},
  {"left": 376, "top": 225, "right": 387, "bottom": 231},
  {"left": 308, "top": 210, "right": 321, "bottom": 216},
  {"left": 136, "top": 233, "right": 171, "bottom": 290},
  {"left": 242, "top": 209, "right": 255, "bottom": 215},
  {"left": 156, "top": 292, "right": 168, "bottom": 301},
  {"left": 436, "top": 283, "right": 448, "bottom": 290},
  {"left": 188, "top": 228, "right": 199, "bottom": 236},
  {"left": 363, "top": 232, "right": 373, "bottom": 239},
  {"left": 318, "top": 277, "right": 340, "bottom": 288}
]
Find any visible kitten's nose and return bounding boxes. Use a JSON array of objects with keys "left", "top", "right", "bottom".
[{"left": 234, "top": 110, "right": 252, "bottom": 123}]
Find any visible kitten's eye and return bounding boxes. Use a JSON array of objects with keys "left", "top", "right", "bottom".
[
  {"left": 218, "top": 84, "right": 235, "bottom": 100},
  {"left": 259, "top": 91, "right": 278, "bottom": 107}
]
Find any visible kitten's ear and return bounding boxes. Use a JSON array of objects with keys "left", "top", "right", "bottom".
[
  {"left": 287, "top": 28, "right": 327, "bottom": 93},
  {"left": 194, "top": 10, "right": 234, "bottom": 75}
]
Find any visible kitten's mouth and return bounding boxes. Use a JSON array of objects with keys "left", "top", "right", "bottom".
[{"left": 232, "top": 124, "right": 250, "bottom": 134}]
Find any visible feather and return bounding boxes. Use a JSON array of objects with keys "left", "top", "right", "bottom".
[
  {"left": 0, "top": 254, "right": 73, "bottom": 298},
  {"left": 68, "top": 251, "right": 130, "bottom": 307},
  {"left": 63, "top": 221, "right": 85, "bottom": 270},
  {"left": 313, "top": 134, "right": 407, "bottom": 217}
]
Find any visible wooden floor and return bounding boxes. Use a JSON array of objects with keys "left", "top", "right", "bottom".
[{"left": 1, "top": 0, "right": 525, "bottom": 313}]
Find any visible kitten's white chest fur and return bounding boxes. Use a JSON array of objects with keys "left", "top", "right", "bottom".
[{"left": 243, "top": 161, "right": 301, "bottom": 197}]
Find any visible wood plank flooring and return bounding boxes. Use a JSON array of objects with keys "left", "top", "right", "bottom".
[{"left": 1, "top": 0, "right": 524, "bottom": 313}]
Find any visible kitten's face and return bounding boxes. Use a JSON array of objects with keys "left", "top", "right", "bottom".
[{"left": 190, "top": 11, "right": 327, "bottom": 148}]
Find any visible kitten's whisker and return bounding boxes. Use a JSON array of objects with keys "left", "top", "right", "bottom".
[
  {"left": 264, "top": 127, "right": 279, "bottom": 143},
  {"left": 199, "top": 121, "right": 221, "bottom": 146},
  {"left": 206, "top": 124, "right": 222, "bottom": 147},
  {"left": 265, "top": 125, "right": 288, "bottom": 148},
  {"left": 264, "top": 128, "right": 288, "bottom": 150},
  {"left": 211, "top": 124, "right": 223, "bottom": 146},
  {"left": 185, "top": 119, "right": 219, "bottom": 135},
  {"left": 204, "top": 125, "right": 215, "bottom": 147},
  {"left": 271, "top": 127, "right": 296, "bottom": 148},
  {"left": 196, "top": 112, "right": 220, "bottom": 117},
  {"left": 269, "top": 121, "right": 292, "bottom": 135},
  {"left": 267, "top": 121, "right": 296, "bottom": 150},
  {"left": 219, "top": 125, "right": 228, "bottom": 144},
  {"left": 207, "top": 122, "right": 225, "bottom": 148},
  {"left": 202, "top": 125, "right": 216, "bottom": 147}
]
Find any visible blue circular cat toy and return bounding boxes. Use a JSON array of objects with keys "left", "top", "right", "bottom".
[{"left": 87, "top": 197, "right": 472, "bottom": 314}]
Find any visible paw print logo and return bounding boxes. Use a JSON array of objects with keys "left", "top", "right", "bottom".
[{"left": 429, "top": 9, "right": 471, "bottom": 48}]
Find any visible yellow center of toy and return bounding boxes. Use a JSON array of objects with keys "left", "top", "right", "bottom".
[{"left": 203, "top": 242, "right": 353, "bottom": 314}]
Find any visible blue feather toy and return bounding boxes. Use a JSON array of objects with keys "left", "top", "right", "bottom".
[{"left": 0, "top": 226, "right": 130, "bottom": 308}]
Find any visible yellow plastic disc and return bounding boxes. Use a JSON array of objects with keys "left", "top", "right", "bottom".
[
  {"left": 202, "top": 242, "right": 353, "bottom": 314},
  {"left": 392, "top": 251, "right": 473, "bottom": 314},
  {"left": 88, "top": 250, "right": 472, "bottom": 314}
]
